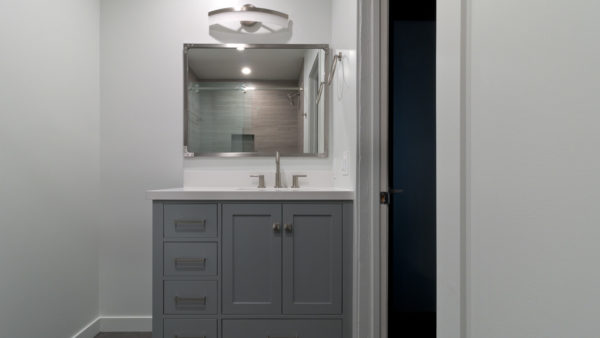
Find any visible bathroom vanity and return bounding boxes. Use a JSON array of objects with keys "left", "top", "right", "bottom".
[
  {"left": 148, "top": 188, "right": 354, "bottom": 338},
  {"left": 149, "top": 42, "right": 354, "bottom": 338}
]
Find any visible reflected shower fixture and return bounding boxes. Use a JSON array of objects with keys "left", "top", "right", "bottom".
[
  {"left": 315, "top": 52, "right": 343, "bottom": 105},
  {"left": 208, "top": 4, "right": 289, "bottom": 30},
  {"left": 287, "top": 91, "right": 301, "bottom": 106}
]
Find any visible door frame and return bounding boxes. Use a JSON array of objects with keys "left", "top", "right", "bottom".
[{"left": 355, "top": 0, "right": 466, "bottom": 337}]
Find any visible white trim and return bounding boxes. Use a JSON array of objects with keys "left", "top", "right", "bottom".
[
  {"left": 71, "top": 316, "right": 152, "bottom": 338},
  {"left": 71, "top": 317, "right": 101, "bottom": 338},
  {"left": 461, "top": 0, "right": 471, "bottom": 336},
  {"left": 379, "top": 0, "right": 389, "bottom": 337},
  {"left": 357, "top": 1, "right": 382, "bottom": 338},
  {"left": 436, "top": 0, "right": 466, "bottom": 337}
]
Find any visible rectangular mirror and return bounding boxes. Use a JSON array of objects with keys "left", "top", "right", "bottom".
[{"left": 184, "top": 44, "right": 328, "bottom": 157}]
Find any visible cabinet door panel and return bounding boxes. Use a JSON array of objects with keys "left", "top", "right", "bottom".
[
  {"left": 283, "top": 203, "right": 342, "bottom": 314},
  {"left": 222, "top": 203, "right": 282, "bottom": 314}
]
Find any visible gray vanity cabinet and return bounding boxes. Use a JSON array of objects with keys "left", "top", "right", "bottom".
[
  {"left": 153, "top": 200, "right": 352, "bottom": 338},
  {"left": 222, "top": 204, "right": 282, "bottom": 314}
]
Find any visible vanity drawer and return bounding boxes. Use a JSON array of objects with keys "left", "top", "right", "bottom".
[
  {"left": 164, "top": 242, "right": 218, "bottom": 276},
  {"left": 164, "top": 319, "right": 217, "bottom": 338},
  {"left": 222, "top": 319, "right": 342, "bottom": 338},
  {"left": 164, "top": 204, "right": 218, "bottom": 238},
  {"left": 164, "top": 280, "right": 217, "bottom": 315}
]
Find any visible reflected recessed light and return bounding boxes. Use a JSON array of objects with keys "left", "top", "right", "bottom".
[
  {"left": 236, "top": 46, "right": 245, "bottom": 51},
  {"left": 241, "top": 67, "right": 252, "bottom": 75}
]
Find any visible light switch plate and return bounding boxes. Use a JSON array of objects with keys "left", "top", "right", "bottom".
[{"left": 341, "top": 151, "right": 349, "bottom": 176}]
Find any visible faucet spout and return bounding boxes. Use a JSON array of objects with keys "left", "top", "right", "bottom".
[{"left": 274, "top": 151, "right": 282, "bottom": 188}]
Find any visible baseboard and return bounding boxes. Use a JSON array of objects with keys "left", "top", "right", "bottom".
[
  {"left": 72, "top": 316, "right": 152, "bottom": 338},
  {"left": 71, "top": 317, "right": 101, "bottom": 338}
]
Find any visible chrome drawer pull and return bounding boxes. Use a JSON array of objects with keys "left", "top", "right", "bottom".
[
  {"left": 273, "top": 223, "right": 281, "bottom": 232},
  {"left": 174, "top": 296, "right": 207, "bottom": 305},
  {"left": 174, "top": 258, "right": 207, "bottom": 265},
  {"left": 174, "top": 220, "right": 207, "bottom": 232},
  {"left": 267, "top": 336, "right": 298, "bottom": 338},
  {"left": 284, "top": 223, "right": 293, "bottom": 233},
  {"left": 174, "top": 335, "right": 206, "bottom": 338},
  {"left": 174, "top": 257, "right": 207, "bottom": 270}
]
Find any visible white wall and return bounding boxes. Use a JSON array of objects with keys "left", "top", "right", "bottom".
[
  {"left": 99, "top": 0, "right": 357, "bottom": 317},
  {"left": 467, "top": 1, "right": 600, "bottom": 337},
  {"left": 0, "top": 0, "right": 101, "bottom": 337},
  {"left": 330, "top": 0, "right": 357, "bottom": 188}
]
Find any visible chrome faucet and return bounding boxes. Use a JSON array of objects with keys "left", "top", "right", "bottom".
[{"left": 274, "top": 151, "right": 283, "bottom": 188}]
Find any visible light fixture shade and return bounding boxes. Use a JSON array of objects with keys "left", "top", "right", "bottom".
[{"left": 208, "top": 4, "right": 289, "bottom": 31}]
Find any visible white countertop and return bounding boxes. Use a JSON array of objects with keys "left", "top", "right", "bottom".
[{"left": 146, "top": 187, "right": 354, "bottom": 200}]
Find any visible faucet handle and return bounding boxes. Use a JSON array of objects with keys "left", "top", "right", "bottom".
[
  {"left": 291, "top": 174, "right": 307, "bottom": 189},
  {"left": 249, "top": 175, "right": 265, "bottom": 188}
]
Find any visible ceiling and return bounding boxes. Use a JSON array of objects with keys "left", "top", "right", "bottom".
[{"left": 187, "top": 48, "right": 308, "bottom": 81}]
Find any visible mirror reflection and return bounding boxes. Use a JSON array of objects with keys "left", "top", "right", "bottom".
[{"left": 184, "top": 45, "right": 328, "bottom": 157}]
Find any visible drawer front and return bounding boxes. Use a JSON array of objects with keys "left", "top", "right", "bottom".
[
  {"left": 164, "top": 280, "right": 217, "bottom": 315},
  {"left": 222, "top": 319, "right": 342, "bottom": 338},
  {"left": 164, "top": 204, "right": 218, "bottom": 238},
  {"left": 164, "top": 242, "right": 218, "bottom": 277},
  {"left": 164, "top": 319, "right": 217, "bottom": 338}
]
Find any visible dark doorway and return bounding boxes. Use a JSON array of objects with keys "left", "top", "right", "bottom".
[{"left": 388, "top": 0, "right": 436, "bottom": 337}]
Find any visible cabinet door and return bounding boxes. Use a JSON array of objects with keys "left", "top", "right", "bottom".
[
  {"left": 282, "top": 203, "right": 343, "bottom": 314},
  {"left": 222, "top": 203, "right": 282, "bottom": 314}
]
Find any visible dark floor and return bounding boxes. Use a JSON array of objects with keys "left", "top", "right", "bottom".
[{"left": 94, "top": 333, "right": 151, "bottom": 338}]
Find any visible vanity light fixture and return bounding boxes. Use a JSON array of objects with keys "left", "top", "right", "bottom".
[
  {"left": 208, "top": 4, "right": 289, "bottom": 30},
  {"left": 241, "top": 67, "right": 252, "bottom": 75}
]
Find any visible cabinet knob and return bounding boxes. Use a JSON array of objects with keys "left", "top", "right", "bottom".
[
  {"left": 284, "top": 223, "right": 293, "bottom": 233},
  {"left": 273, "top": 223, "right": 281, "bottom": 232}
]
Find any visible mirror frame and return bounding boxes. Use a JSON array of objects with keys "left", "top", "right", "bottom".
[{"left": 183, "top": 43, "right": 330, "bottom": 158}]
